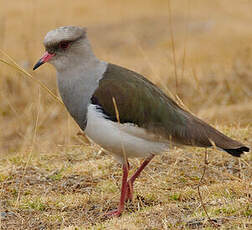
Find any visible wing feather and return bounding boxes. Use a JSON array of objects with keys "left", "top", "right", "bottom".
[{"left": 91, "top": 64, "right": 249, "bottom": 156}]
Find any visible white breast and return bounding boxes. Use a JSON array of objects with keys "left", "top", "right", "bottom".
[{"left": 84, "top": 104, "right": 169, "bottom": 162}]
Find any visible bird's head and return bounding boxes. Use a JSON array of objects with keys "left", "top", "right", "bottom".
[{"left": 33, "top": 26, "right": 91, "bottom": 71}]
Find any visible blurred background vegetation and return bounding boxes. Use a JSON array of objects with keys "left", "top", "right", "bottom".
[{"left": 0, "top": 0, "right": 251, "bottom": 154}]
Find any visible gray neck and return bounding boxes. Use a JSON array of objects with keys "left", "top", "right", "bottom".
[{"left": 57, "top": 52, "right": 107, "bottom": 130}]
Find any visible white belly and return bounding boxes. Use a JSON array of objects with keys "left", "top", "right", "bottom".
[{"left": 84, "top": 104, "right": 169, "bottom": 162}]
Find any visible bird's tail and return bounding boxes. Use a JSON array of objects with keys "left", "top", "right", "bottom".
[
  {"left": 178, "top": 114, "right": 250, "bottom": 157},
  {"left": 196, "top": 120, "right": 249, "bottom": 157},
  {"left": 201, "top": 124, "right": 249, "bottom": 157},
  {"left": 222, "top": 146, "right": 249, "bottom": 157}
]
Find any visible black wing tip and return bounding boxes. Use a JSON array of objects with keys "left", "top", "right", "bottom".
[{"left": 224, "top": 146, "right": 250, "bottom": 157}]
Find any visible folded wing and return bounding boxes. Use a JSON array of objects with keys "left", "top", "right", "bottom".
[{"left": 91, "top": 64, "right": 249, "bottom": 157}]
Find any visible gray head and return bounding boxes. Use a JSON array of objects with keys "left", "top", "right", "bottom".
[{"left": 33, "top": 26, "right": 96, "bottom": 71}]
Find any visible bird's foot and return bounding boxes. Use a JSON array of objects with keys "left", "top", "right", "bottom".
[{"left": 105, "top": 209, "right": 122, "bottom": 217}]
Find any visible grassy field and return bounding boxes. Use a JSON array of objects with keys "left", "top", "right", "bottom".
[{"left": 0, "top": 0, "right": 251, "bottom": 229}]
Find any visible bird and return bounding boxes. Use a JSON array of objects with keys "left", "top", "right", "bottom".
[{"left": 33, "top": 26, "right": 249, "bottom": 217}]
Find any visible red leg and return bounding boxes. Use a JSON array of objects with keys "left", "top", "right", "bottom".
[
  {"left": 105, "top": 163, "right": 129, "bottom": 217},
  {"left": 125, "top": 155, "right": 154, "bottom": 201}
]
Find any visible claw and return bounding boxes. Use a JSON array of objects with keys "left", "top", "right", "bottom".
[{"left": 105, "top": 209, "right": 122, "bottom": 217}]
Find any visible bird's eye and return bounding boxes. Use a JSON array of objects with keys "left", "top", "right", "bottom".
[{"left": 59, "top": 41, "right": 70, "bottom": 49}]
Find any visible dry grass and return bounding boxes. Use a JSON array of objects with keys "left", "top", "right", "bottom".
[{"left": 0, "top": 0, "right": 251, "bottom": 229}]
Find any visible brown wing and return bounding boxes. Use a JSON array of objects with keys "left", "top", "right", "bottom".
[{"left": 91, "top": 64, "right": 249, "bottom": 157}]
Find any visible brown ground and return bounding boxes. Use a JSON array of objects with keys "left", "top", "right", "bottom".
[{"left": 0, "top": 0, "right": 251, "bottom": 229}]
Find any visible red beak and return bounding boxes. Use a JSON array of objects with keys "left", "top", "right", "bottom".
[{"left": 33, "top": 52, "right": 55, "bottom": 70}]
